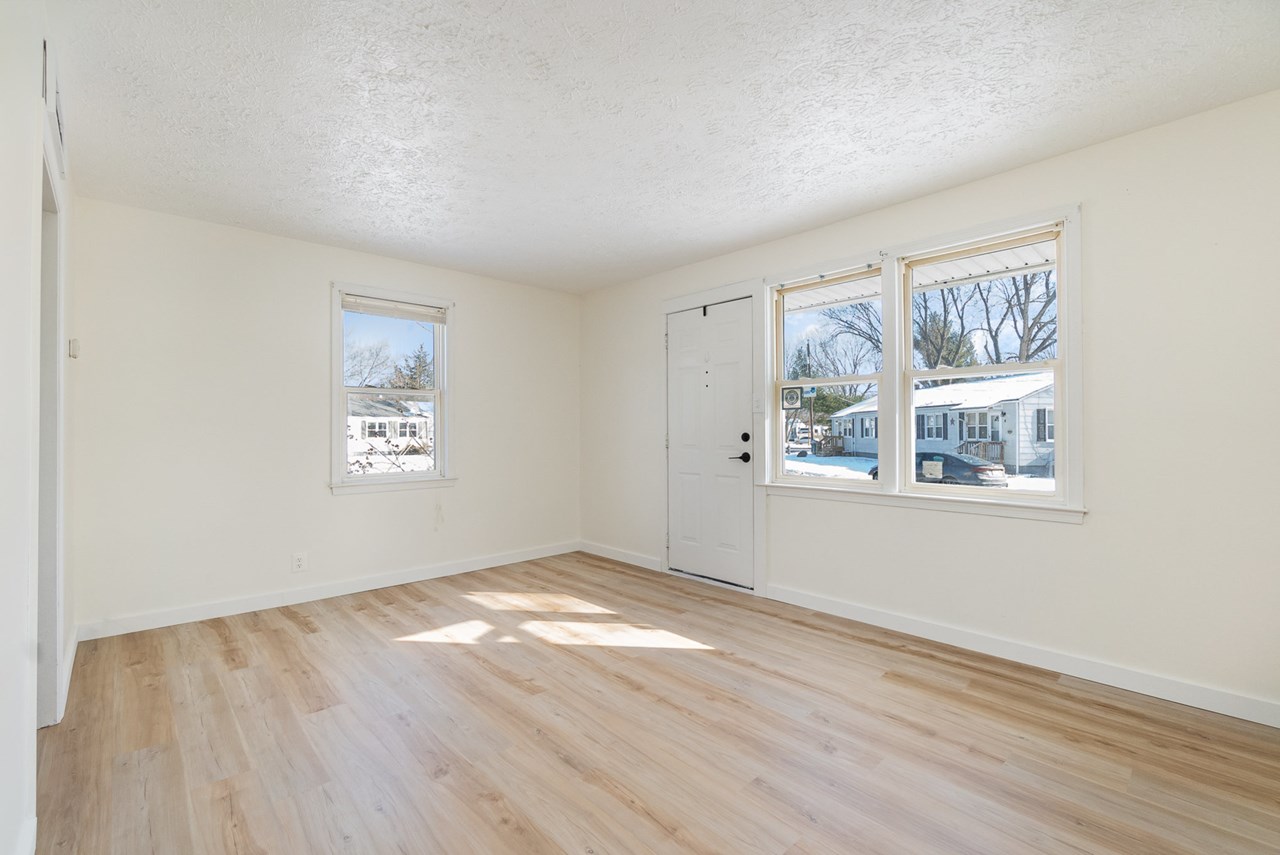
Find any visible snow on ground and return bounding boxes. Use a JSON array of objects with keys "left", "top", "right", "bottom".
[
  {"left": 783, "top": 453, "right": 1057, "bottom": 492},
  {"left": 1003, "top": 475, "right": 1055, "bottom": 492},
  {"left": 347, "top": 455, "right": 435, "bottom": 475},
  {"left": 783, "top": 454, "right": 875, "bottom": 480}
]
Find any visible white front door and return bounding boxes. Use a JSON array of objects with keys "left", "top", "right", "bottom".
[{"left": 667, "top": 297, "right": 754, "bottom": 588}]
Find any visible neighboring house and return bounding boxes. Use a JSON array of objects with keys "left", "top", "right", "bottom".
[
  {"left": 346, "top": 396, "right": 434, "bottom": 465},
  {"left": 829, "top": 372, "right": 1056, "bottom": 474}
]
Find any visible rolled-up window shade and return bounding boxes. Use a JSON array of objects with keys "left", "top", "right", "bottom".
[{"left": 342, "top": 293, "right": 447, "bottom": 325}]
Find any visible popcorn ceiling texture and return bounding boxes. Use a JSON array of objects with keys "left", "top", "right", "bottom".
[{"left": 50, "top": 0, "right": 1280, "bottom": 291}]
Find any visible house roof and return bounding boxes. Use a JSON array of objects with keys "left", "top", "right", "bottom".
[
  {"left": 831, "top": 371, "right": 1053, "bottom": 417},
  {"left": 349, "top": 397, "right": 433, "bottom": 419}
]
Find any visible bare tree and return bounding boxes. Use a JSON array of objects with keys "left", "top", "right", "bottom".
[
  {"left": 821, "top": 301, "right": 883, "bottom": 358},
  {"left": 973, "top": 271, "right": 1057, "bottom": 363},
  {"left": 344, "top": 338, "right": 392, "bottom": 387},
  {"left": 912, "top": 287, "right": 982, "bottom": 370}
]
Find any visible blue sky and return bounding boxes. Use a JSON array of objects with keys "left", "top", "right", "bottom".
[{"left": 344, "top": 311, "right": 434, "bottom": 364}]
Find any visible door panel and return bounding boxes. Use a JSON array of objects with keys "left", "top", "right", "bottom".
[
  {"left": 667, "top": 297, "right": 754, "bottom": 587},
  {"left": 675, "top": 472, "right": 701, "bottom": 546}
]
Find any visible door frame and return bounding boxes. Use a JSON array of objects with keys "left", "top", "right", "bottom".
[
  {"left": 662, "top": 279, "right": 770, "bottom": 593},
  {"left": 37, "top": 110, "right": 71, "bottom": 727}
]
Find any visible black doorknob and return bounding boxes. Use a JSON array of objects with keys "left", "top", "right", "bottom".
[
  {"left": 741, "top": 432, "right": 750, "bottom": 442},
  {"left": 729, "top": 452, "right": 751, "bottom": 462}
]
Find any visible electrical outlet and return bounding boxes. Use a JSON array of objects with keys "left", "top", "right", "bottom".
[{"left": 291, "top": 552, "right": 307, "bottom": 574}]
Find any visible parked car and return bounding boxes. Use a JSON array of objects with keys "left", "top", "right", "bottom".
[{"left": 868, "top": 452, "right": 1007, "bottom": 486}]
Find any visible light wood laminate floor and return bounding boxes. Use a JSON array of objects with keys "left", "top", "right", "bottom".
[{"left": 37, "top": 552, "right": 1280, "bottom": 853}]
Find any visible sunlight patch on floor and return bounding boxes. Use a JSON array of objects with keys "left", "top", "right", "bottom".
[
  {"left": 462, "top": 592, "right": 615, "bottom": 613},
  {"left": 397, "top": 620, "right": 494, "bottom": 644},
  {"left": 518, "top": 620, "right": 713, "bottom": 649}
]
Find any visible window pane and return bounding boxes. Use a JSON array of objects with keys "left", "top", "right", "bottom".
[
  {"left": 343, "top": 310, "right": 435, "bottom": 389},
  {"left": 910, "top": 372, "right": 1055, "bottom": 493},
  {"left": 910, "top": 237, "right": 1056, "bottom": 369},
  {"left": 346, "top": 392, "right": 435, "bottom": 476},
  {"left": 782, "top": 382, "right": 878, "bottom": 481},
  {"left": 782, "top": 274, "right": 882, "bottom": 380}
]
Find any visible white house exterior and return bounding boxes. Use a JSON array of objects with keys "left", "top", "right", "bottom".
[
  {"left": 346, "top": 396, "right": 435, "bottom": 473},
  {"left": 829, "top": 372, "right": 1056, "bottom": 474}
]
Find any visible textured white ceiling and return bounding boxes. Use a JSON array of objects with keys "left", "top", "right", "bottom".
[{"left": 49, "top": 0, "right": 1280, "bottom": 291}]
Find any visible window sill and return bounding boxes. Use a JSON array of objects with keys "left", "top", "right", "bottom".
[
  {"left": 765, "top": 482, "right": 1085, "bottom": 524},
  {"left": 331, "top": 476, "right": 457, "bottom": 496}
]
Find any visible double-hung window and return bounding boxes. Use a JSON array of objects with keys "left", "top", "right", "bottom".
[
  {"left": 775, "top": 267, "right": 883, "bottom": 482},
  {"left": 963, "top": 412, "right": 989, "bottom": 441},
  {"left": 772, "top": 211, "right": 1082, "bottom": 519},
  {"left": 332, "top": 285, "right": 449, "bottom": 492},
  {"left": 906, "top": 226, "right": 1062, "bottom": 496}
]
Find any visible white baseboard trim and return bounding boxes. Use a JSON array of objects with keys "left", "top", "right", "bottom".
[
  {"left": 77, "top": 541, "right": 581, "bottom": 641},
  {"left": 576, "top": 541, "right": 662, "bottom": 571},
  {"left": 14, "top": 816, "right": 36, "bottom": 855},
  {"left": 768, "top": 584, "right": 1280, "bottom": 729}
]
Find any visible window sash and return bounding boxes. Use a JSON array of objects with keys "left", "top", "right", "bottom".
[
  {"left": 333, "top": 284, "right": 450, "bottom": 489},
  {"left": 342, "top": 293, "right": 447, "bottom": 325}
]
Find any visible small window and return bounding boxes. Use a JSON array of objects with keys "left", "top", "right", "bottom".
[
  {"left": 1037, "top": 408, "right": 1055, "bottom": 442},
  {"left": 334, "top": 287, "right": 448, "bottom": 490},
  {"left": 922, "top": 413, "right": 947, "bottom": 440},
  {"left": 963, "top": 412, "right": 989, "bottom": 441}
]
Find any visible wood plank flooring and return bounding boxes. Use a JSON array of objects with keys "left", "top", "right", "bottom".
[{"left": 37, "top": 552, "right": 1280, "bottom": 853}]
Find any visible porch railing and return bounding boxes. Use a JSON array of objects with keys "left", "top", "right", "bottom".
[{"left": 956, "top": 440, "right": 1006, "bottom": 463}]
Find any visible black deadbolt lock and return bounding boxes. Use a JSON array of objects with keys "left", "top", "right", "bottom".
[{"left": 741, "top": 432, "right": 750, "bottom": 442}]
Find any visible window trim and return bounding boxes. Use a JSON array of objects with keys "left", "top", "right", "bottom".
[
  {"left": 330, "top": 282, "right": 454, "bottom": 495},
  {"left": 766, "top": 206, "right": 1084, "bottom": 522}
]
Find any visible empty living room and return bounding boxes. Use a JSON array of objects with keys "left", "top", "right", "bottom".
[{"left": 4, "top": 1, "right": 1280, "bottom": 853}]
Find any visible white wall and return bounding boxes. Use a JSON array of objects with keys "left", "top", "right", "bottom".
[
  {"left": 67, "top": 201, "right": 581, "bottom": 635},
  {"left": 581, "top": 89, "right": 1280, "bottom": 722},
  {"left": 1, "top": 3, "right": 48, "bottom": 852}
]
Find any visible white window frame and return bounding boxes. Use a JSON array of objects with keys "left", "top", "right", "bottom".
[
  {"left": 331, "top": 282, "right": 454, "bottom": 495},
  {"left": 924, "top": 413, "right": 943, "bottom": 439},
  {"left": 767, "top": 207, "right": 1084, "bottom": 524},
  {"left": 963, "top": 411, "right": 989, "bottom": 441}
]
